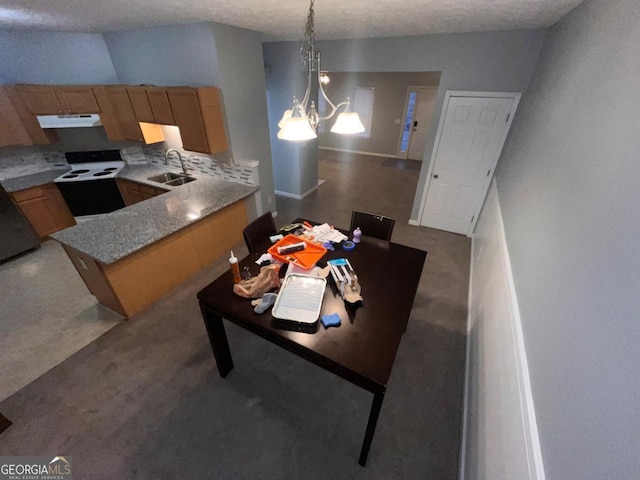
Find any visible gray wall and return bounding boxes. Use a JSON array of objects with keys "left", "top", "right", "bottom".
[
  {"left": 493, "top": 0, "right": 640, "bottom": 478},
  {"left": 319, "top": 72, "right": 441, "bottom": 156},
  {"left": 103, "top": 24, "right": 220, "bottom": 86},
  {"left": 263, "top": 42, "right": 319, "bottom": 197},
  {"left": 0, "top": 30, "right": 118, "bottom": 84},
  {"left": 265, "top": 29, "right": 546, "bottom": 215},
  {"left": 211, "top": 23, "right": 275, "bottom": 211}
]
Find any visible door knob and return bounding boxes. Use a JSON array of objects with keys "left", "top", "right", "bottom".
[{"left": 433, "top": 174, "right": 439, "bottom": 179}]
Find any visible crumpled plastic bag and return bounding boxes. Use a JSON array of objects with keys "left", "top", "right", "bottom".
[{"left": 233, "top": 264, "right": 281, "bottom": 299}]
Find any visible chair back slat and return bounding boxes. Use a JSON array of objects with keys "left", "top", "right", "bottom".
[{"left": 243, "top": 211, "right": 277, "bottom": 253}]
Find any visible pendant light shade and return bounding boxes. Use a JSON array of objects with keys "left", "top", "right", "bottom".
[
  {"left": 277, "top": 116, "right": 318, "bottom": 141},
  {"left": 278, "top": 109, "right": 293, "bottom": 129},
  {"left": 331, "top": 111, "right": 365, "bottom": 135}
]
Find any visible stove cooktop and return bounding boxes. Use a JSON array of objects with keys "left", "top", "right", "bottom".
[
  {"left": 55, "top": 150, "right": 125, "bottom": 183},
  {"left": 55, "top": 161, "right": 125, "bottom": 182}
]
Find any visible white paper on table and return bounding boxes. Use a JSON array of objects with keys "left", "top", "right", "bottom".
[{"left": 311, "top": 223, "right": 348, "bottom": 243}]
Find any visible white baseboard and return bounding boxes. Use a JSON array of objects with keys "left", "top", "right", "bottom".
[
  {"left": 275, "top": 184, "right": 318, "bottom": 200},
  {"left": 318, "top": 146, "right": 396, "bottom": 158},
  {"left": 408, "top": 219, "right": 420, "bottom": 226}
]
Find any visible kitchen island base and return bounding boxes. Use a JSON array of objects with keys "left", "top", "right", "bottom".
[{"left": 62, "top": 200, "right": 248, "bottom": 318}]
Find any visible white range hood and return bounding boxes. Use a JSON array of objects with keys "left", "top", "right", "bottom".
[{"left": 37, "top": 114, "right": 102, "bottom": 129}]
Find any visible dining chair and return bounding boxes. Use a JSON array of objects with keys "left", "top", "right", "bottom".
[
  {"left": 350, "top": 210, "right": 395, "bottom": 241},
  {"left": 243, "top": 211, "right": 277, "bottom": 253}
]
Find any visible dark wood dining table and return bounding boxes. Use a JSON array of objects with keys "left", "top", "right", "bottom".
[{"left": 197, "top": 224, "right": 427, "bottom": 466}]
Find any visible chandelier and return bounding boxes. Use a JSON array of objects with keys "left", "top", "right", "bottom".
[{"left": 277, "top": 0, "right": 365, "bottom": 141}]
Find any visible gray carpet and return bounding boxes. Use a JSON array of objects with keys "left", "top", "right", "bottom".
[{"left": 0, "top": 150, "right": 470, "bottom": 479}]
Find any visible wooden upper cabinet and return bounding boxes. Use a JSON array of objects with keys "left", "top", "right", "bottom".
[
  {"left": 4, "top": 88, "right": 58, "bottom": 145},
  {"left": 104, "top": 86, "right": 164, "bottom": 144},
  {"left": 166, "top": 87, "right": 229, "bottom": 155},
  {"left": 92, "top": 85, "right": 124, "bottom": 141},
  {"left": 0, "top": 87, "right": 29, "bottom": 147},
  {"left": 106, "top": 86, "right": 144, "bottom": 141},
  {"left": 19, "top": 85, "right": 99, "bottom": 114},
  {"left": 19, "top": 86, "right": 63, "bottom": 114},
  {"left": 127, "top": 87, "right": 155, "bottom": 123},
  {"left": 56, "top": 87, "right": 100, "bottom": 114},
  {"left": 0, "top": 87, "right": 58, "bottom": 147},
  {"left": 146, "top": 87, "right": 175, "bottom": 125}
]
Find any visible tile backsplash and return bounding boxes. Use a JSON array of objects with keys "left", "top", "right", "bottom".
[
  {"left": 0, "top": 147, "right": 67, "bottom": 180},
  {"left": 142, "top": 145, "right": 258, "bottom": 186},
  {"left": 1, "top": 144, "right": 259, "bottom": 187}
]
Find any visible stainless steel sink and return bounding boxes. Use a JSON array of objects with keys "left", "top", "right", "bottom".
[
  {"left": 147, "top": 172, "right": 186, "bottom": 183},
  {"left": 147, "top": 172, "right": 196, "bottom": 186},
  {"left": 165, "top": 176, "right": 196, "bottom": 187}
]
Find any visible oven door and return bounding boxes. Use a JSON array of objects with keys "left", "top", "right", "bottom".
[{"left": 56, "top": 179, "right": 125, "bottom": 217}]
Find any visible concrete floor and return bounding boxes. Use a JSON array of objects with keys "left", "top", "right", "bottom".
[
  {"left": 0, "top": 150, "right": 471, "bottom": 479},
  {"left": 0, "top": 240, "right": 121, "bottom": 401}
]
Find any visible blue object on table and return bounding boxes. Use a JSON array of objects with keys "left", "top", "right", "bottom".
[
  {"left": 252, "top": 292, "right": 278, "bottom": 314},
  {"left": 342, "top": 240, "right": 356, "bottom": 251},
  {"left": 322, "top": 242, "right": 335, "bottom": 251},
  {"left": 321, "top": 312, "right": 342, "bottom": 329}
]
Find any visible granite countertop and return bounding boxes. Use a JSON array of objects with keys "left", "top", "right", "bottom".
[
  {"left": 50, "top": 165, "right": 259, "bottom": 264},
  {"left": 0, "top": 168, "right": 70, "bottom": 192}
]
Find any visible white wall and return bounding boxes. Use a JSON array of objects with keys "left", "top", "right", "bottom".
[
  {"left": 465, "top": 181, "right": 542, "bottom": 480},
  {"left": 0, "top": 30, "right": 118, "bottom": 84},
  {"left": 491, "top": 0, "right": 640, "bottom": 478}
]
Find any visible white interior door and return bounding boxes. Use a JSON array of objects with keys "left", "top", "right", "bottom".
[
  {"left": 407, "top": 88, "right": 437, "bottom": 161},
  {"left": 419, "top": 92, "right": 520, "bottom": 235}
]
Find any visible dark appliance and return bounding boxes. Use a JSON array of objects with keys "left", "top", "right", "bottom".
[
  {"left": 0, "top": 184, "right": 40, "bottom": 262},
  {"left": 54, "top": 150, "right": 126, "bottom": 218}
]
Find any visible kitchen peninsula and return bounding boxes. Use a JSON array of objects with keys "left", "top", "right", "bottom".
[{"left": 51, "top": 166, "right": 259, "bottom": 318}]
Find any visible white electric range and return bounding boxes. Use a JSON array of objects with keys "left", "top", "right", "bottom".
[{"left": 55, "top": 150, "right": 127, "bottom": 219}]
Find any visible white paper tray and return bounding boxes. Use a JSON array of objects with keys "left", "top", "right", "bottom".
[{"left": 272, "top": 273, "right": 326, "bottom": 324}]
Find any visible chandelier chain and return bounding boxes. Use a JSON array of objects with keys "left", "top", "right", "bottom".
[{"left": 301, "top": 0, "right": 315, "bottom": 65}]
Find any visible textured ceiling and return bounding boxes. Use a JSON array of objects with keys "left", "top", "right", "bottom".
[{"left": 0, "top": 0, "right": 583, "bottom": 39}]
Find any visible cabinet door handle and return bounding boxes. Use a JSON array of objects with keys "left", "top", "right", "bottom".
[{"left": 433, "top": 174, "right": 439, "bottom": 179}]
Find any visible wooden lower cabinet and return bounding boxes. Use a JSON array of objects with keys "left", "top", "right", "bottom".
[
  {"left": 11, "top": 184, "right": 76, "bottom": 238},
  {"left": 61, "top": 200, "right": 248, "bottom": 318},
  {"left": 117, "top": 179, "right": 167, "bottom": 206}
]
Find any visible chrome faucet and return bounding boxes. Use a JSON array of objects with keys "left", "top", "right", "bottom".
[{"left": 165, "top": 148, "right": 189, "bottom": 175}]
